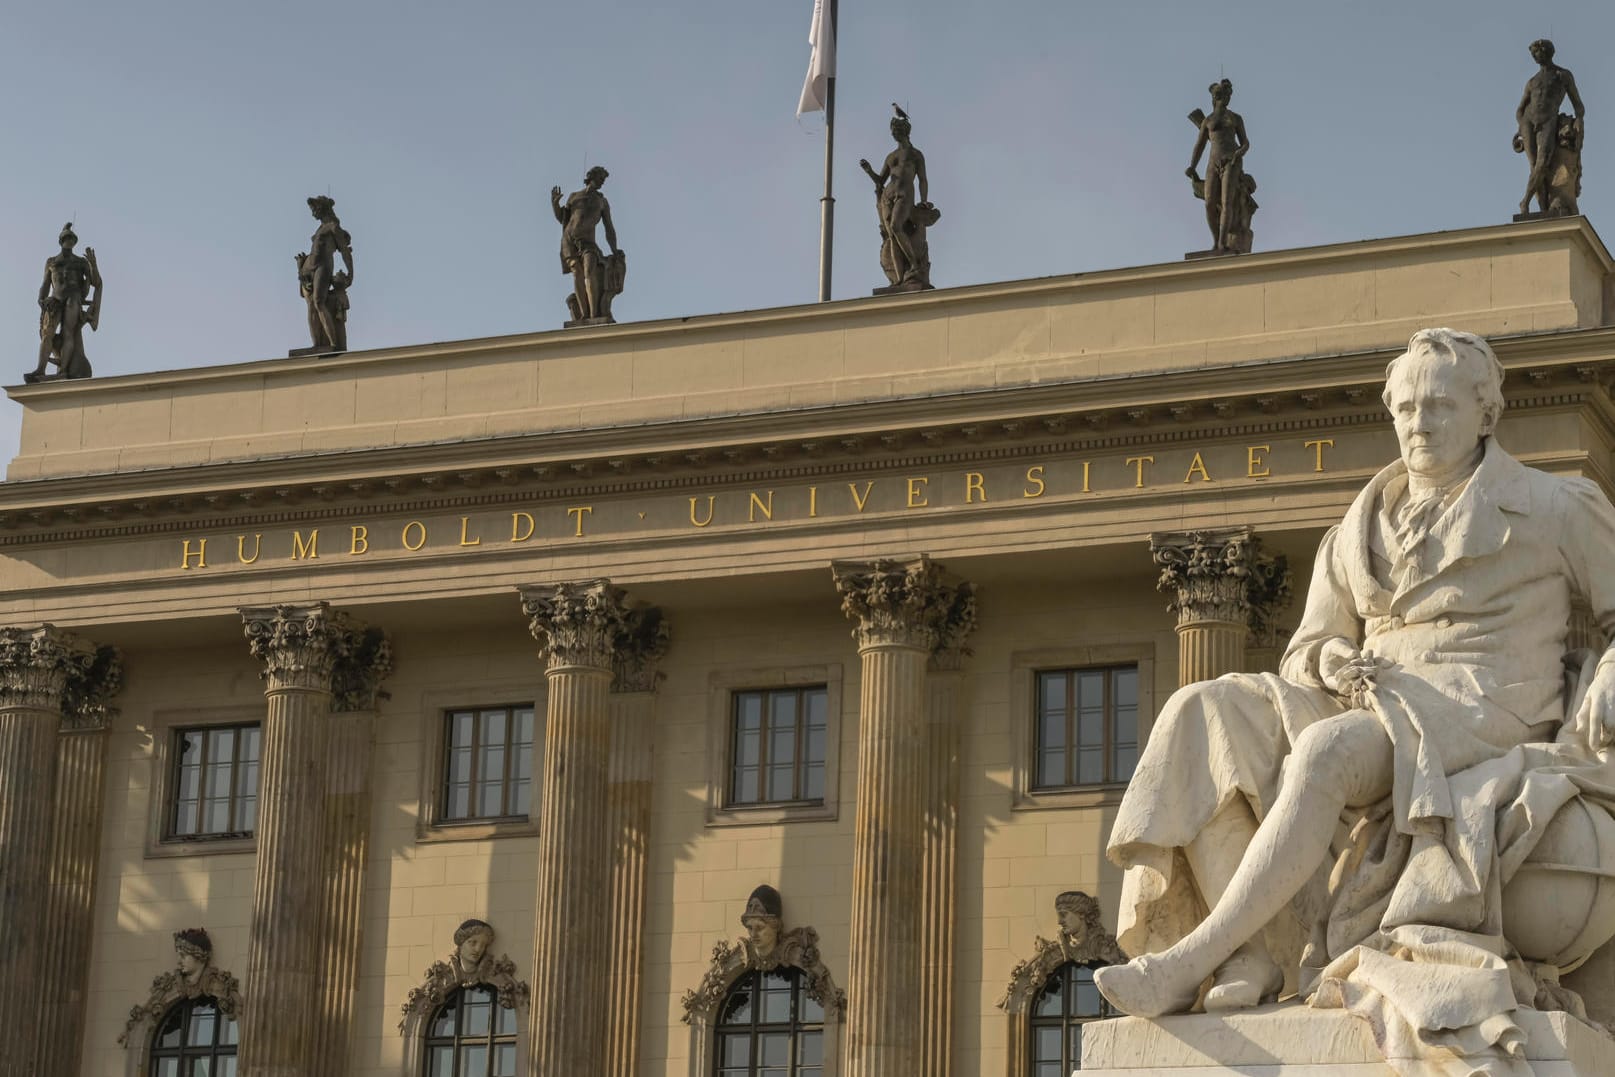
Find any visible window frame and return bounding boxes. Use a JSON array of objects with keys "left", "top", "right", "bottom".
[
  {"left": 438, "top": 703, "right": 538, "bottom": 825},
  {"left": 416, "top": 680, "right": 545, "bottom": 844},
  {"left": 1011, "top": 645, "right": 1156, "bottom": 811},
  {"left": 1032, "top": 666, "right": 1139, "bottom": 791},
  {"left": 1027, "top": 961, "right": 1114, "bottom": 1075},
  {"left": 146, "top": 705, "right": 266, "bottom": 860},
  {"left": 726, "top": 686, "right": 830, "bottom": 810},
  {"left": 712, "top": 967, "right": 827, "bottom": 1077},
  {"left": 420, "top": 984, "right": 521, "bottom": 1077},
  {"left": 706, "top": 665, "right": 843, "bottom": 828}
]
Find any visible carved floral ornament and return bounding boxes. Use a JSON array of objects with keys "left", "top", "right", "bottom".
[
  {"left": 998, "top": 891, "right": 1127, "bottom": 1014},
  {"left": 398, "top": 919, "right": 531, "bottom": 1036},
  {"left": 0, "top": 624, "right": 122, "bottom": 726},
  {"left": 518, "top": 579, "right": 669, "bottom": 680},
  {"left": 119, "top": 928, "right": 243, "bottom": 1048},
  {"left": 1150, "top": 527, "right": 1292, "bottom": 633},
  {"left": 830, "top": 555, "right": 977, "bottom": 657},
  {"left": 681, "top": 885, "right": 846, "bottom": 1024},
  {"left": 240, "top": 602, "right": 392, "bottom": 704}
]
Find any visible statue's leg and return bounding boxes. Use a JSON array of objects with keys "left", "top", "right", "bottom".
[
  {"left": 1186, "top": 799, "right": 1282, "bottom": 1009},
  {"left": 582, "top": 253, "right": 602, "bottom": 319},
  {"left": 1204, "top": 169, "right": 1224, "bottom": 245},
  {"left": 1097, "top": 710, "right": 1392, "bottom": 1016},
  {"left": 1527, "top": 128, "right": 1556, "bottom": 213}
]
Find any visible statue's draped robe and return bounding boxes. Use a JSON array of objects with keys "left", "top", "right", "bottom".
[{"left": 1109, "top": 439, "right": 1615, "bottom": 1074}]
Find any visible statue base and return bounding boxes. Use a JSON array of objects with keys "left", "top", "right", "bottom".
[
  {"left": 564, "top": 315, "right": 617, "bottom": 328},
  {"left": 288, "top": 346, "right": 345, "bottom": 358},
  {"left": 872, "top": 279, "right": 934, "bottom": 296},
  {"left": 1184, "top": 248, "right": 1242, "bottom": 261},
  {"left": 1513, "top": 209, "right": 1577, "bottom": 223},
  {"left": 1081, "top": 1003, "right": 1615, "bottom": 1075}
]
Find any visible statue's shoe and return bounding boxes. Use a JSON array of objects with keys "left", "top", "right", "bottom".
[
  {"left": 1093, "top": 954, "right": 1201, "bottom": 1017},
  {"left": 1202, "top": 948, "right": 1283, "bottom": 1011}
]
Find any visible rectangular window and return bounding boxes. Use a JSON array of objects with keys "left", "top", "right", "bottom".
[
  {"left": 728, "top": 686, "right": 828, "bottom": 807},
  {"left": 1033, "top": 666, "right": 1139, "bottom": 789},
  {"left": 169, "top": 724, "right": 261, "bottom": 839},
  {"left": 441, "top": 705, "right": 535, "bottom": 822}
]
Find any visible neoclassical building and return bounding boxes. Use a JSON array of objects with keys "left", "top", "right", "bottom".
[{"left": 1, "top": 217, "right": 1612, "bottom": 1077}]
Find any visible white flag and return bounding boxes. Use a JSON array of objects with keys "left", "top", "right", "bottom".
[{"left": 797, "top": 0, "right": 836, "bottom": 115}]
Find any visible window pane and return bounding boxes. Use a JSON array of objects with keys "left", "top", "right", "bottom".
[
  {"left": 428, "top": 1046, "right": 454, "bottom": 1077},
  {"left": 1033, "top": 1025, "right": 1063, "bottom": 1062},
  {"left": 721, "top": 1032, "right": 752, "bottom": 1066},
  {"left": 734, "top": 766, "right": 759, "bottom": 804},
  {"left": 760, "top": 971, "right": 793, "bottom": 1023},
  {"left": 803, "top": 760, "right": 825, "bottom": 801},
  {"left": 800, "top": 990, "right": 824, "bottom": 1023},
  {"left": 495, "top": 1002, "right": 518, "bottom": 1035},
  {"left": 1078, "top": 747, "right": 1104, "bottom": 785},
  {"left": 1039, "top": 708, "right": 1066, "bottom": 751},
  {"left": 157, "top": 1005, "right": 184, "bottom": 1048},
  {"left": 188, "top": 1060, "right": 212, "bottom": 1077},
  {"left": 239, "top": 726, "right": 260, "bottom": 762},
  {"left": 1033, "top": 971, "right": 1064, "bottom": 1017},
  {"left": 719, "top": 980, "right": 753, "bottom": 1026},
  {"left": 758, "top": 1031, "right": 790, "bottom": 1065},
  {"left": 805, "top": 687, "right": 827, "bottom": 727},
  {"left": 430, "top": 997, "right": 458, "bottom": 1037},
  {"left": 462, "top": 989, "right": 492, "bottom": 1035},
  {"left": 1037, "top": 749, "right": 1067, "bottom": 789},
  {"left": 1071, "top": 1022, "right": 1085, "bottom": 1069},
  {"left": 188, "top": 1003, "right": 217, "bottom": 1045},
  {"left": 459, "top": 1044, "right": 488, "bottom": 1075},
  {"left": 216, "top": 1060, "right": 237, "bottom": 1077},
  {"left": 219, "top": 1015, "right": 239, "bottom": 1046},
  {"left": 798, "top": 1030, "right": 824, "bottom": 1065},
  {"left": 494, "top": 1043, "right": 518, "bottom": 1077},
  {"left": 156, "top": 1060, "right": 180, "bottom": 1077},
  {"left": 1074, "top": 967, "right": 1104, "bottom": 1016},
  {"left": 482, "top": 708, "right": 507, "bottom": 743},
  {"left": 451, "top": 710, "right": 474, "bottom": 747},
  {"left": 512, "top": 778, "right": 531, "bottom": 817},
  {"left": 737, "top": 693, "right": 763, "bottom": 732}
]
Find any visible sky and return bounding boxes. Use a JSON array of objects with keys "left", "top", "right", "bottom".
[{"left": 1, "top": 0, "right": 1611, "bottom": 470}]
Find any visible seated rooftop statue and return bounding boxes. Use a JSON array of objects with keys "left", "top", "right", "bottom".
[{"left": 1096, "top": 329, "right": 1615, "bottom": 1075}]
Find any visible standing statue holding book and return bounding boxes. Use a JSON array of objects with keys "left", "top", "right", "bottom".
[
  {"left": 860, "top": 104, "right": 940, "bottom": 294},
  {"left": 1186, "top": 79, "right": 1257, "bottom": 256}
]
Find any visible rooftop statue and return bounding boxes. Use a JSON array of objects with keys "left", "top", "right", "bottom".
[
  {"left": 1186, "top": 79, "right": 1256, "bottom": 255},
  {"left": 860, "top": 104, "right": 940, "bottom": 294},
  {"left": 1096, "top": 329, "right": 1615, "bottom": 1074},
  {"left": 25, "top": 222, "right": 100, "bottom": 383},
  {"left": 552, "top": 166, "right": 626, "bottom": 327},
  {"left": 1514, "top": 39, "right": 1585, "bottom": 219},
  {"left": 293, "top": 196, "right": 353, "bottom": 355}
]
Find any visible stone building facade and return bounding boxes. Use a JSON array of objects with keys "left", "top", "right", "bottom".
[{"left": 1, "top": 217, "right": 1612, "bottom": 1076}]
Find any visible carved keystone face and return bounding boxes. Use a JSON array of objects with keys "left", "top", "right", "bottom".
[
  {"left": 177, "top": 950, "right": 205, "bottom": 980},
  {"left": 458, "top": 930, "right": 492, "bottom": 968},
  {"left": 746, "top": 918, "right": 781, "bottom": 959},
  {"left": 1387, "top": 352, "right": 1489, "bottom": 481},
  {"left": 1057, "top": 907, "right": 1088, "bottom": 942}
]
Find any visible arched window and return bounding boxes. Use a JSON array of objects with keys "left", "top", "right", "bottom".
[
  {"left": 422, "top": 985, "right": 520, "bottom": 1077},
  {"left": 713, "top": 967, "right": 825, "bottom": 1077},
  {"left": 1029, "top": 962, "right": 1113, "bottom": 1074},
  {"left": 148, "top": 996, "right": 239, "bottom": 1076}
]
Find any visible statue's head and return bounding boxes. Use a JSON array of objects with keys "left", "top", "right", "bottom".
[
  {"left": 1530, "top": 38, "right": 1555, "bottom": 64},
  {"left": 1209, "top": 78, "right": 1233, "bottom": 106},
  {"left": 585, "top": 166, "right": 609, "bottom": 190},
  {"left": 453, "top": 919, "right": 495, "bottom": 969},
  {"left": 57, "top": 222, "right": 77, "bottom": 250},
  {"left": 174, "top": 928, "right": 212, "bottom": 980},
  {"left": 890, "top": 105, "right": 912, "bottom": 141},
  {"left": 741, "top": 885, "right": 784, "bottom": 959},
  {"left": 1054, "top": 891, "right": 1103, "bottom": 944},
  {"left": 1383, "top": 329, "right": 1504, "bottom": 481},
  {"left": 307, "top": 195, "right": 337, "bottom": 220}
]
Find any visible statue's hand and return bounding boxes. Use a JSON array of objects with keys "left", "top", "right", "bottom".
[
  {"left": 1184, "top": 166, "right": 1198, "bottom": 179},
  {"left": 1322, "top": 644, "right": 1391, "bottom": 709},
  {"left": 1573, "top": 659, "right": 1615, "bottom": 754},
  {"left": 550, "top": 186, "right": 562, "bottom": 202}
]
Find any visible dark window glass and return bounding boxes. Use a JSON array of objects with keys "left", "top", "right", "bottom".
[
  {"left": 1033, "top": 666, "right": 1139, "bottom": 789},
  {"left": 728, "top": 688, "right": 828, "bottom": 807},
  {"left": 441, "top": 705, "right": 536, "bottom": 822},
  {"left": 149, "top": 996, "right": 238, "bottom": 1076},
  {"left": 169, "top": 724, "right": 261, "bottom": 839},
  {"left": 713, "top": 968, "right": 825, "bottom": 1077},
  {"left": 1029, "top": 962, "right": 1114, "bottom": 1073},
  {"left": 423, "top": 985, "right": 520, "bottom": 1077}
]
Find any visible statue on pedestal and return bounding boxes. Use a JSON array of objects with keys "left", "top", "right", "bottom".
[
  {"left": 1185, "top": 79, "right": 1256, "bottom": 256},
  {"left": 293, "top": 196, "right": 353, "bottom": 356},
  {"left": 1514, "top": 39, "right": 1585, "bottom": 219},
  {"left": 551, "top": 166, "right": 626, "bottom": 327},
  {"left": 25, "top": 222, "right": 100, "bottom": 383},
  {"left": 860, "top": 105, "right": 940, "bottom": 294},
  {"left": 1097, "top": 329, "right": 1615, "bottom": 1074}
]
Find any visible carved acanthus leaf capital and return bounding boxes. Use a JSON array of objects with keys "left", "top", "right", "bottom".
[
  {"left": 1151, "top": 528, "right": 1291, "bottom": 634},
  {"left": 241, "top": 603, "right": 386, "bottom": 697},
  {"left": 61, "top": 644, "right": 124, "bottom": 731},
  {"left": 0, "top": 625, "right": 98, "bottom": 713},
  {"left": 681, "top": 925, "right": 846, "bottom": 1024},
  {"left": 332, "top": 625, "right": 394, "bottom": 712},
  {"left": 613, "top": 605, "right": 671, "bottom": 693},
  {"left": 519, "top": 580, "right": 667, "bottom": 675},
  {"left": 832, "top": 556, "right": 977, "bottom": 659}
]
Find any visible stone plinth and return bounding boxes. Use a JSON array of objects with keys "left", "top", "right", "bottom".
[{"left": 1081, "top": 1004, "right": 1615, "bottom": 1076}]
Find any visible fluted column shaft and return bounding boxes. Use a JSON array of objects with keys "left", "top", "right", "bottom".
[
  {"left": 605, "top": 689, "right": 657, "bottom": 1077},
  {"left": 1151, "top": 529, "right": 1292, "bottom": 688},
  {"left": 312, "top": 708, "right": 377, "bottom": 1077},
  {"left": 920, "top": 666, "right": 964, "bottom": 1077}
]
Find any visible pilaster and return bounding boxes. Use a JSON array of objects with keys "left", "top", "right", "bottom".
[
  {"left": 1150, "top": 528, "right": 1292, "bottom": 686},
  {"left": 832, "top": 556, "right": 976, "bottom": 1077}
]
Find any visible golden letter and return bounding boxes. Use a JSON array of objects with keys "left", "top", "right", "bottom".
[
  {"left": 849, "top": 481, "right": 874, "bottom": 512},
  {"left": 965, "top": 472, "right": 987, "bottom": 503},
  {"left": 689, "top": 496, "right": 715, "bottom": 527},
  {"left": 349, "top": 526, "right": 368, "bottom": 556},
  {"left": 1183, "top": 452, "right": 1213, "bottom": 484},
  {"left": 236, "top": 534, "right": 261, "bottom": 565},
  {"left": 511, "top": 512, "right": 535, "bottom": 542},
  {"left": 567, "top": 506, "right": 593, "bottom": 537},
  {"left": 1305, "top": 438, "right": 1335, "bottom": 473},
  {"left": 808, "top": 486, "right": 818, "bottom": 518},
  {"left": 748, "top": 491, "right": 774, "bottom": 522},
  {"left": 907, "top": 477, "right": 930, "bottom": 508},
  {"left": 291, "top": 530, "right": 319, "bottom": 560},
  {"left": 1125, "top": 456, "right": 1155, "bottom": 489},
  {"left": 180, "top": 538, "right": 208, "bottom": 570},
  {"left": 1247, "top": 445, "right": 1271, "bottom": 478},
  {"left": 458, "top": 517, "right": 481, "bottom": 547},
  {"left": 402, "top": 521, "right": 427, "bottom": 551},
  {"left": 1081, "top": 461, "right": 1092, "bottom": 493},
  {"left": 1023, "top": 465, "right": 1046, "bottom": 498}
]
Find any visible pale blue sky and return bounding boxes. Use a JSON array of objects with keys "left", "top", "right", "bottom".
[{"left": 1, "top": 1, "right": 1610, "bottom": 468}]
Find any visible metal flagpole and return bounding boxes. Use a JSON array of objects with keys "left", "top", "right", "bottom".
[{"left": 817, "top": 0, "right": 838, "bottom": 302}]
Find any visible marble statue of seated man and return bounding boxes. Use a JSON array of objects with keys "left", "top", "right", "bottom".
[{"left": 1096, "top": 328, "right": 1615, "bottom": 1073}]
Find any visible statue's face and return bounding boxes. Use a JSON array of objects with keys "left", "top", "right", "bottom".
[
  {"left": 1531, "top": 41, "right": 1552, "bottom": 64},
  {"left": 1387, "top": 353, "right": 1489, "bottom": 479},
  {"left": 458, "top": 931, "right": 491, "bottom": 967},
  {"left": 177, "top": 950, "right": 204, "bottom": 979},
  {"left": 746, "top": 918, "right": 780, "bottom": 958},
  {"left": 1058, "top": 907, "right": 1087, "bottom": 940}
]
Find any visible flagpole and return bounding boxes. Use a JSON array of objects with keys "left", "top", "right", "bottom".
[{"left": 817, "top": 0, "right": 838, "bottom": 302}]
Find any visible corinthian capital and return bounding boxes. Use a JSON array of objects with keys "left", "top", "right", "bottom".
[
  {"left": 0, "top": 625, "right": 98, "bottom": 713},
  {"left": 241, "top": 603, "right": 381, "bottom": 694},
  {"left": 831, "top": 556, "right": 977, "bottom": 656},
  {"left": 1150, "top": 528, "right": 1291, "bottom": 633},
  {"left": 519, "top": 580, "right": 668, "bottom": 676},
  {"left": 61, "top": 644, "right": 125, "bottom": 731}
]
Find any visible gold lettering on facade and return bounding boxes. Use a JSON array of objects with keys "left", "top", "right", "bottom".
[
  {"left": 180, "top": 538, "right": 208, "bottom": 570},
  {"left": 237, "top": 534, "right": 261, "bottom": 565},
  {"left": 808, "top": 486, "right": 818, "bottom": 518},
  {"left": 568, "top": 506, "right": 593, "bottom": 537},
  {"left": 402, "top": 521, "right": 427, "bottom": 551},
  {"left": 349, "top": 526, "right": 368, "bottom": 556},
  {"left": 512, "top": 512, "right": 536, "bottom": 542},
  {"left": 689, "top": 496, "right": 716, "bottom": 528},
  {"left": 458, "top": 517, "right": 481, "bottom": 547},
  {"left": 1126, "top": 456, "right": 1155, "bottom": 488},
  {"left": 1023, "top": 466, "right": 1045, "bottom": 498},
  {"left": 1183, "top": 452, "right": 1213, "bottom": 484},
  {"left": 291, "top": 530, "right": 319, "bottom": 560},
  {"left": 965, "top": 472, "right": 986, "bottom": 503},
  {"left": 1082, "top": 460, "right": 1092, "bottom": 493},
  {"left": 1305, "top": 438, "right": 1335, "bottom": 472},
  {"left": 749, "top": 491, "right": 774, "bottom": 522},
  {"left": 907, "top": 477, "right": 930, "bottom": 508},
  {"left": 1247, "top": 445, "right": 1272, "bottom": 478},
  {"left": 849, "top": 481, "right": 874, "bottom": 512}
]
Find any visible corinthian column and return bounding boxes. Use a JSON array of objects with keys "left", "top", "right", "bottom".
[
  {"left": 0, "top": 626, "right": 98, "bottom": 1077},
  {"left": 238, "top": 604, "right": 387, "bottom": 1077},
  {"left": 1151, "top": 528, "right": 1292, "bottom": 686},
  {"left": 519, "top": 581, "right": 667, "bottom": 1077},
  {"left": 832, "top": 557, "right": 976, "bottom": 1077}
]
